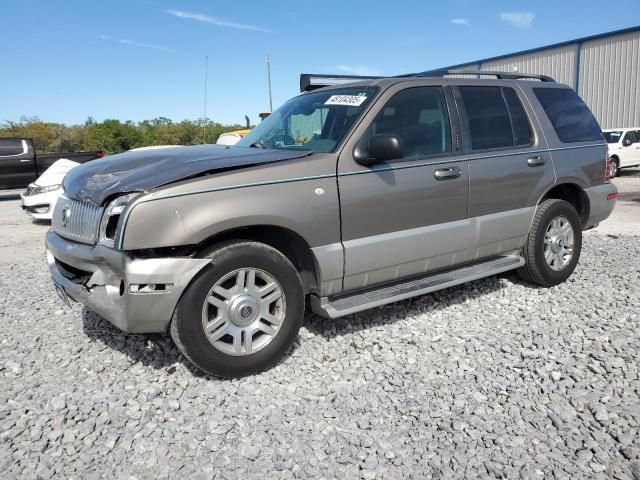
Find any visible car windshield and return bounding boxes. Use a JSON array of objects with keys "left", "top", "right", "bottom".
[
  {"left": 603, "top": 131, "right": 623, "bottom": 143},
  {"left": 237, "top": 87, "right": 377, "bottom": 153}
]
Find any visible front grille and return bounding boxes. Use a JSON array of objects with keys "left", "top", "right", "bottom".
[{"left": 52, "top": 196, "right": 103, "bottom": 245}]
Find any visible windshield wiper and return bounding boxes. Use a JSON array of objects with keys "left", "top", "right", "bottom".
[{"left": 249, "top": 142, "right": 265, "bottom": 149}]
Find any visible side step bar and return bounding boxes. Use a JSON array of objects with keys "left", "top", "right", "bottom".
[{"left": 311, "top": 255, "right": 524, "bottom": 318}]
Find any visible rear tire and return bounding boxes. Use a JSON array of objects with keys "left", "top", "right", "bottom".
[
  {"left": 609, "top": 157, "right": 620, "bottom": 177},
  {"left": 171, "top": 241, "right": 304, "bottom": 378},
  {"left": 518, "top": 199, "right": 582, "bottom": 287}
]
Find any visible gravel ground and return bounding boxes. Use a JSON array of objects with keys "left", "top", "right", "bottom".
[{"left": 1, "top": 208, "right": 639, "bottom": 479}]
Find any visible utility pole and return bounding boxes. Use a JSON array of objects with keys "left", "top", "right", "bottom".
[
  {"left": 265, "top": 55, "right": 273, "bottom": 112},
  {"left": 203, "top": 55, "right": 208, "bottom": 143}
]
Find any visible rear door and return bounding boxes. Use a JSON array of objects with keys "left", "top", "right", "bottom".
[
  {"left": 337, "top": 81, "right": 471, "bottom": 291},
  {"left": 622, "top": 130, "right": 640, "bottom": 166},
  {"left": 0, "top": 138, "right": 37, "bottom": 189},
  {"left": 452, "top": 82, "right": 554, "bottom": 259},
  {"left": 617, "top": 131, "right": 636, "bottom": 167}
]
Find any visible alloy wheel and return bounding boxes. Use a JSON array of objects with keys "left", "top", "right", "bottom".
[
  {"left": 543, "top": 216, "right": 575, "bottom": 271},
  {"left": 201, "top": 268, "right": 285, "bottom": 356}
]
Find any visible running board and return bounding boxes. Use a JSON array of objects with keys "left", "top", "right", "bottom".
[{"left": 311, "top": 255, "right": 524, "bottom": 318}]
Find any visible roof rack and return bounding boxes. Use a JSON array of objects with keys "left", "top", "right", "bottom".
[
  {"left": 299, "top": 69, "right": 555, "bottom": 92},
  {"left": 300, "top": 73, "right": 381, "bottom": 92},
  {"left": 403, "top": 68, "right": 555, "bottom": 82}
]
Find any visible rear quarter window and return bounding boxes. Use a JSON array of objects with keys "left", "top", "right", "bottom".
[
  {"left": 0, "top": 139, "right": 25, "bottom": 156},
  {"left": 534, "top": 88, "right": 602, "bottom": 143}
]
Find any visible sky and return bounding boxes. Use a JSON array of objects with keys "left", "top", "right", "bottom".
[{"left": 2, "top": 1, "right": 639, "bottom": 126}]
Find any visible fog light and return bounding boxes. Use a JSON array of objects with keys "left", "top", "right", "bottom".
[{"left": 129, "top": 283, "right": 170, "bottom": 293}]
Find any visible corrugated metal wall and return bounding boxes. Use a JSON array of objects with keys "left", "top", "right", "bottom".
[
  {"left": 579, "top": 30, "right": 640, "bottom": 129},
  {"left": 449, "top": 30, "right": 640, "bottom": 129},
  {"left": 481, "top": 45, "right": 578, "bottom": 88}
]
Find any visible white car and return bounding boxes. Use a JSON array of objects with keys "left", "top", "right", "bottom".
[
  {"left": 216, "top": 129, "right": 250, "bottom": 146},
  {"left": 20, "top": 159, "right": 79, "bottom": 220},
  {"left": 20, "top": 146, "right": 182, "bottom": 221},
  {"left": 603, "top": 128, "right": 640, "bottom": 177}
]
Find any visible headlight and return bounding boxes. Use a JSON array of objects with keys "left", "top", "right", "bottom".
[
  {"left": 99, "top": 194, "right": 135, "bottom": 248},
  {"left": 29, "top": 184, "right": 62, "bottom": 196}
]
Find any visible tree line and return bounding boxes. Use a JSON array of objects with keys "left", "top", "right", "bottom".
[{"left": 0, "top": 116, "right": 248, "bottom": 155}]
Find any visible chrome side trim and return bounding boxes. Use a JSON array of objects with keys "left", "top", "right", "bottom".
[{"left": 117, "top": 143, "right": 604, "bottom": 249}]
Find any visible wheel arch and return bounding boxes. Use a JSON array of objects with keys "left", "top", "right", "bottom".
[
  {"left": 192, "top": 225, "right": 320, "bottom": 294},
  {"left": 539, "top": 182, "right": 590, "bottom": 227}
]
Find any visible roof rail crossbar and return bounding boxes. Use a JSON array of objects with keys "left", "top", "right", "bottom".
[
  {"left": 300, "top": 73, "right": 382, "bottom": 92},
  {"left": 406, "top": 69, "right": 555, "bottom": 82}
]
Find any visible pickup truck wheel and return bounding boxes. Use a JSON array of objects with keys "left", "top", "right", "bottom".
[
  {"left": 518, "top": 199, "right": 582, "bottom": 287},
  {"left": 170, "top": 241, "right": 304, "bottom": 378},
  {"left": 609, "top": 157, "right": 620, "bottom": 178}
]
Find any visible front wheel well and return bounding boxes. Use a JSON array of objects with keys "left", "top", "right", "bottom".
[
  {"left": 192, "top": 226, "right": 319, "bottom": 294},
  {"left": 540, "top": 183, "right": 589, "bottom": 226}
]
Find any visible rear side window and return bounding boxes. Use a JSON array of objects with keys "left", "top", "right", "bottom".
[
  {"left": 457, "top": 86, "right": 532, "bottom": 150},
  {"left": 623, "top": 131, "right": 638, "bottom": 144},
  {"left": 0, "top": 139, "right": 25, "bottom": 156},
  {"left": 534, "top": 88, "right": 601, "bottom": 143}
]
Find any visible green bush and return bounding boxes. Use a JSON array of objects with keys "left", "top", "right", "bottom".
[{"left": 0, "top": 116, "right": 248, "bottom": 155}]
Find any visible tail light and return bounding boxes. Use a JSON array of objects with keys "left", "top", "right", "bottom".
[
  {"left": 605, "top": 156, "right": 613, "bottom": 183},
  {"left": 96, "top": 151, "right": 105, "bottom": 158}
]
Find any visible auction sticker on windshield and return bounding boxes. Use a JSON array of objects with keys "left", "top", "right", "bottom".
[{"left": 325, "top": 95, "right": 368, "bottom": 107}]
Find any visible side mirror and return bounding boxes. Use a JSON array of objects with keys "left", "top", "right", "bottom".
[
  {"left": 623, "top": 138, "right": 633, "bottom": 147},
  {"left": 354, "top": 134, "right": 403, "bottom": 166}
]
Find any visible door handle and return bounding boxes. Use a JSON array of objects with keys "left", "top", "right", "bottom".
[
  {"left": 434, "top": 167, "right": 462, "bottom": 180},
  {"left": 527, "top": 156, "right": 546, "bottom": 167},
  {"left": 20, "top": 159, "right": 31, "bottom": 163}
]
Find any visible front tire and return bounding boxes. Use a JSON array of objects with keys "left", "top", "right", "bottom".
[
  {"left": 518, "top": 199, "right": 582, "bottom": 287},
  {"left": 171, "top": 241, "right": 304, "bottom": 377},
  {"left": 609, "top": 157, "right": 620, "bottom": 178}
]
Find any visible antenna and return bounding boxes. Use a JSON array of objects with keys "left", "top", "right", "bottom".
[
  {"left": 203, "top": 55, "right": 208, "bottom": 143},
  {"left": 265, "top": 55, "right": 273, "bottom": 112}
]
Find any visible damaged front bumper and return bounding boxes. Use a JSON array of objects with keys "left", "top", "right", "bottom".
[{"left": 45, "top": 230, "right": 210, "bottom": 333}]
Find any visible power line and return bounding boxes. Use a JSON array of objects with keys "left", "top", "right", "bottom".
[
  {"left": 265, "top": 55, "right": 273, "bottom": 112},
  {"left": 203, "top": 55, "right": 208, "bottom": 143}
]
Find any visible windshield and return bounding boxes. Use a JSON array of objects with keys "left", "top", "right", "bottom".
[
  {"left": 237, "top": 87, "right": 377, "bottom": 153},
  {"left": 603, "top": 131, "right": 623, "bottom": 143}
]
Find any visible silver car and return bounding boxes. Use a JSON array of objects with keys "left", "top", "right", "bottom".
[{"left": 46, "top": 70, "right": 617, "bottom": 377}]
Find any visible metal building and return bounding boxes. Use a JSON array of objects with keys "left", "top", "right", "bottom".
[{"left": 434, "top": 26, "right": 640, "bottom": 129}]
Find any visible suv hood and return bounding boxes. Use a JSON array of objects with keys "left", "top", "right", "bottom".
[{"left": 63, "top": 144, "right": 311, "bottom": 205}]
